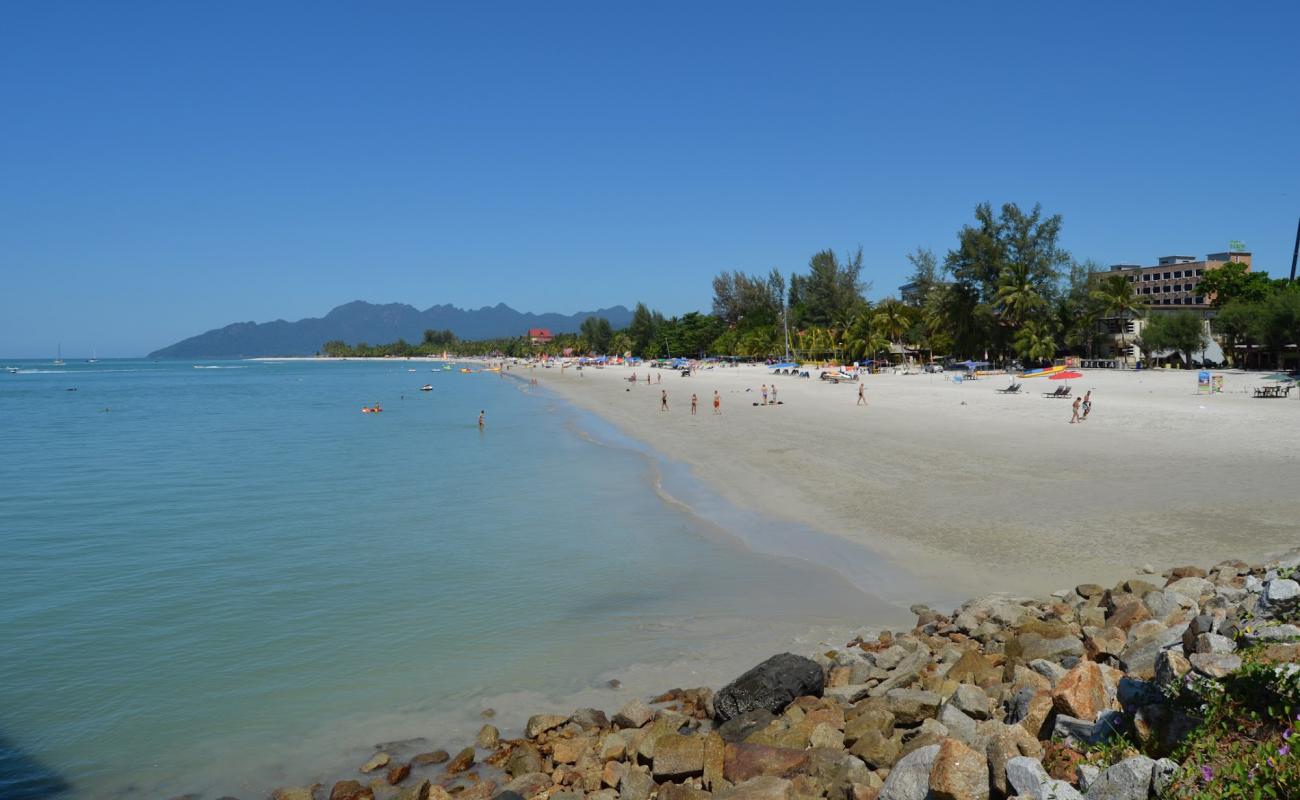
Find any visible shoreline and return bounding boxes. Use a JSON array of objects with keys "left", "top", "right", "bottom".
[{"left": 530, "top": 361, "right": 1300, "bottom": 600}]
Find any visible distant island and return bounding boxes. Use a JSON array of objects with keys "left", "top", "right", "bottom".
[{"left": 147, "top": 301, "right": 634, "bottom": 359}]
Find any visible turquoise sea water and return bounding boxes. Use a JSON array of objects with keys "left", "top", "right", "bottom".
[{"left": 0, "top": 359, "right": 904, "bottom": 799}]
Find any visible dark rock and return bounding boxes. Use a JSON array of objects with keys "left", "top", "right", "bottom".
[
  {"left": 396, "top": 780, "right": 432, "bottom": 800},
  {"left": 714, "top": 654, "right": 824, "bottom": 723},
  {"left": 716, "top": 708, "right": 778, "bottom": 743},
  {"left": 387, "top": 762, "right": 412, "bottom": 785},
  {"left": 503, "top": 742, "right": 542, "bottom": 778},
  {"left": 411, "top": 751, "right": 449, "bottom": 766},
  {"left": 572, "top": 708, "right": 611, "bottom": 730}
]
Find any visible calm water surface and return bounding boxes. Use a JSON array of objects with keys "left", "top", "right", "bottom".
[{"left": 0, "top": 359, "right": 900, "bottom": 799}]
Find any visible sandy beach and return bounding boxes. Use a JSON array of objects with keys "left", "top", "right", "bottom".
[{"left": 537, "top": 363, "right": 1299, "bottom": 602}]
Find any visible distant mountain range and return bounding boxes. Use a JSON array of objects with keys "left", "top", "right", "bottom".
[{"left": 148, "top": 301, "right": 634, "bottom": 359}]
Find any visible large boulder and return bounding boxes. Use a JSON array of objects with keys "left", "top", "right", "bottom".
[
  {"left": 878, "top": 744, "right": 940, "bottom": 800},
  {"left": 1005, "top": 756, "right": 1049, "bottom": 799},
  {"left": 1052, "top": 661, "right": 1108, "bottom": 720},
  {"left": 714, "top": 654, "right": 825, "bottom": 723},
  {"left": 1084, "top": 755, "right": 1155, "bottom": 800},
  {"left": 927, "top": 738, "right": 989, "bottom": 800},
  {"left": 653, "top": 734, "right": 705, "bottom": 780}
]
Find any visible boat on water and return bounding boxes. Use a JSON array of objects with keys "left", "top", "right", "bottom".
[
  {"left": 6, "top": 367, "right": 18, "bottom": 374},
  {"left": 87, "top": 348, "right": 98, "bottom": 364},
  {"left": 419, "top": 384, "right": 433, "bottom": 391},
  {"left": 52, "top": 343, "right": 65, "bottom": 366}
]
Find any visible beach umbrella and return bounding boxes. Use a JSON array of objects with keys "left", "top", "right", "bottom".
[
  {"left": 1050, "top": 370, "right": 1083, "bottom": 380},
  {"left": 1262, "top": 372, "right": 1293, "bottom": 382}
]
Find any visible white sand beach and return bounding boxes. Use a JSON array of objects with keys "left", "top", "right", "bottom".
[{"left": 538, "top": 363, "right": 1300, "bottom": 601}]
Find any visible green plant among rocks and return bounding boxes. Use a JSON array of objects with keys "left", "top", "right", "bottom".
[{"left": 1161, "top": 650, "right": 1300, "bottom": 798}]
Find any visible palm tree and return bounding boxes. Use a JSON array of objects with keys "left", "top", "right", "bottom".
[
  {"left": 873, "top": 299, "right": 911, "bottom": 364},
  {"left": 1091, "top": 275, "right": 1145, "bottom": 366},
  {"left": 995, "top": 262, "right": 1045, "bottom": 326},
  {"left": 1013, "top": 319, "right": 1057, "bottom": 365}
]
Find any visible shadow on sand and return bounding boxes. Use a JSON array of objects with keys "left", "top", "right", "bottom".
[{"left": 1, "top": 733, "right": 72, "bottom": 799}]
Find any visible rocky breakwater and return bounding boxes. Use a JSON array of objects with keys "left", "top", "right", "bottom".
[{"left": 269, "top": 552, "right": 1300, "bottom": 800}]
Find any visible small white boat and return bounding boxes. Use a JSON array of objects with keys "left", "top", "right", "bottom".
[
  {"left": 5, "top": 367, "right": 18, "bottom": 374},
  {"left": 52, "top": 343, "right": 65, "bottom": 366},
  {"left": 420, "top": 384, "right": 433, "bottom": 391}
]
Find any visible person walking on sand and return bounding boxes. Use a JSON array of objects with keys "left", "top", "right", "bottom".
[
  {"left": 478, "top": 410, "right": 485, "bottom": 429},
  {"left": 857, "top": 383, "right": 866, "bottom": 406},
  {"left": 657, "top": 372, "right": 661, "bottom": 384},
  {"left": 761, "top": 384, "right": 768, "bottom": 405},
  {"left": 1070, "top": 396, "right": 1082, "bottom": 424},
  {"left": 771, "top": 383, "right": 777, "bottom": 404},
  {"left": 661, "top": 389, "right": 668, "bottom": 411},
  {"left": 1082, "top": 390, "right": 1093, "bottom": 421},
  {"left": 690, "top": 393, "right": 698, "bottom": 415},
  {"left": 713, "top": 390, "right": 721, "bottom": 415}
]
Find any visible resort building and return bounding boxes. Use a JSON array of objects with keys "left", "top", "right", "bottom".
[
  {"left": 528, "top": 328, "right": 554, "bottom": 345},
  {"left": 1090, "top": 250, "right": 1251, "bottom": 365}
]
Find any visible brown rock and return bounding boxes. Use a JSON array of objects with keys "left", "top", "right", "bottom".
[
  {"left": 885, "top": 689, "right": 941, "bottom": 726},
  {"left": 387, "top": 762, "right": 412, "bottom": 785},
  {"left": 504, "top": 742, "right": 543, "bottom": 777},
  {"left": 653, "top": 733, "right": 706, "bottom": 780},
  {"left": 847, "top": 783, "right": 880, "bottom": 800},
  {"left": 1052, "top": 661, "right": 1108, "bottom": 720},
  {"left": 526, "top": 714, "right": 569, "bottom": 738},
  {"left": 982, "top": 723, "right": 1043, "bottom": 798},
  {"left": 273, "top": 787, "right": 322, "bottom": 800},
  {"left": 828, "top": 666, "right": 852, "bottom": 688},
  {"left": 330, "top": 781, "right": 374, "bottom": 800},
  {"left": 1166, "top": 565, "right": 1207, "bottom": 582},
  {"left": 1255, "top": 642, "right": 1300, "bottom": 664},
  {"left": 551, "top": 736, "right": 595, "bottom": 764},
  {"left": 946, "top": 650, "right": 1001, "bottom": 685},
  {"left": 703, "top": 731, "right": 726, "bottom": 791},
  {"left": 476, "top": 725, "right": 500, "bottom": 749},
  {"left": 1018, "top": 690, "right": 1054, "bottom": 739},
  {"left": 458, "top": 780, "right": 497, "bottom": 800},
  {"left": 722, "top": 742, "right": 810, "bottom": 783},
  {"left": 1075, "top": 584, "right": 1104, "bottom": 599},
  {"left": 1106, "top": 601, "right": 1151, "bottom": 632},
  {"left": 659, "top": 784, "right": 712, "bottom": 800},
  {"left": 411, "top": 751, "right": 450, "bottom": 766},
  {"left": 927, "top": 738, "right": 989, "bottom": 800},
  {"left": 445, "top": 747, "right": 475, "bottom": 775},
  {"left": 619, "top": 767, "right": 654, "bottom": 800},
  {"left": 614, "top": 700, "right": 654, "bottom": 729},
  {"left": 1083, "top": 627, "right": 1126, "bottom": 662},
  {"left": 844, "top": 708, "right": 895, "bottom": 746},
  {"left": 395, "top": 779, "right": 432, "bottom": 800},
  {"left": 848, "top": 729, "right": 900, "bottom": 769},
  {"left": 361, "top": 753, "right": 391, "bottom": 774},
  {"left": 715, "top": 776, "right": 793, "bottom": 800},
  {"left": 502, "top": 772, "right": 552, "bottom": 799},
  {"left": 603, "top": 760, "right": 629, "bottom": 789}
]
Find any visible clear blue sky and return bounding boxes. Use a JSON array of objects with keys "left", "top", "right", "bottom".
[{"left": 3, "top": 2, "right": 1298, "bottom": 357}]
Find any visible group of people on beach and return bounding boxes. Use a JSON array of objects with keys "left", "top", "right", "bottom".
[{"left": 661, "top": 389, "right": 722, "bottom": 415}]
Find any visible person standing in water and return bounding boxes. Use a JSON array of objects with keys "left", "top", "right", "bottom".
[
  {"left": 690, "top": 393, "right": 698, "bottom": 415},
  {"left": 478, "top": 410, "right": 485, "bottom": 429},
  {"left": 660, "top": 389, "right": 668, "bottom": 411}
]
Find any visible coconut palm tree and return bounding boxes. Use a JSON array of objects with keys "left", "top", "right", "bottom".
[
  {"left": 1013, "top": 319, "right": 1057, "bottom": 365},
  {"left": 1091, "top": 275, "right": 1145, "bottom": 366},
  {"left": 873, "top": 298, "right": 911, "bottom": 364},
  {"left": 995, "top": 262, "right": 1045, "bottom": 326}
]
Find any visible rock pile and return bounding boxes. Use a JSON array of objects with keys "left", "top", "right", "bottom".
[{"left": 266, "top": 552, "right": 1300, "bottom": 800}]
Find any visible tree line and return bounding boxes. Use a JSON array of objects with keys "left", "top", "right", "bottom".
[{"left": 321, "top": 202, "right": 1300, "bottom": 368}]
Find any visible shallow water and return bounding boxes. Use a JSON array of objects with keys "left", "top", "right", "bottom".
[{"left": 0, "top": 359, "right": 904, "bottom": 799}]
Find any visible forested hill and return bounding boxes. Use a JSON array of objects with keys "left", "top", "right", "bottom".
[{"left": 148, "top": 301, "right": 634, "bottom": 358}]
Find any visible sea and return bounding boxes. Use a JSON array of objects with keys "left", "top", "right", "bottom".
[{"left": 0, "top": 358, "right": 912, "bottom": 799}]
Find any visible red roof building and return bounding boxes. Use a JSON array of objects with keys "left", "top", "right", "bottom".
[{"left": 528, "top": 328, "right": 554, "bottom": 345}]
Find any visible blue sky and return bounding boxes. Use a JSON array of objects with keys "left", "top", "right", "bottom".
[{"left": 3, "top": 2, "right": 1298, "bottom": 356}]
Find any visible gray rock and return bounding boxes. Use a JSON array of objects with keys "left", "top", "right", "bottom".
[
  {"left": 1181, "top": 615, "right": 1217, "bottom": 655},
  {"left": 1084, "top": 755, "right": 1155, "bottom": 800},
  {"left": 1005, "top": 756, "right": 1049, "bottom": 798},
  {"left": 1247, "top": 624, "right": 1300, "bottom": 642},
  {"left": 877, "top": 744, "right": 939, "bottom": 800},
  {"left": 1052, "top": 711, "right": 1125, "bottom": 748},
  {"left": 937, "top": 703, "right": 977, "bottom": 744},
  {"left": 1265, "top": 578, "right": 1300, "bottom": 603},
  {"left": 868, "top": 648, "right": 931, "bottom": 698},
  {"left": 952, "top": 683, "right": 990, "bottom": 720},
  {"left": 1193, "top": 633, "right": 1236, "bottom": 655},
  {"left": 713, "top": 653, "right": 825, "bottom": 723},
  {"left": 619, "top": 768, "right": 653, "bottom": 800},
  {"left": 823, "top": 684, "right": 874, "bottom": 705},
  {"left": 1029, "top": 659, "right": 1067, "bottom": 686},
  {"left": 1042, "top": 780, "right": 1084, "bottom": 800},
  {"left": 1166, "top": 576, "right": 1214, "bottom": 602},
  {"left": 1151, "top": 758, "right": 1178, "bottom": 796},
  {"left": 1121, "top": 621, "right": 1188, "bottom": 678},
  {"left": 884, "top": 688, "right": 941, "bottom": 726},
  {"left": 873, "top": 645, "right": 908, "bottom": 670},
  {"left": 1189, "top": 652, "right": 1242, "bottom": 678},
  {"left": 1076, "top": 763, "right": 1101, "bottom": 791},
  {"left": 1143, "top": 590, "right": 1192, "bottom": 620},
  {"left": 613, "top": 700, "right": 653, "bottom": 729}
]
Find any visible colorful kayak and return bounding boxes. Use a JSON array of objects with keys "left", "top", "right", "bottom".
[{"left": 1018, "top": 365, "right": 1066, "bottom": 379}]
